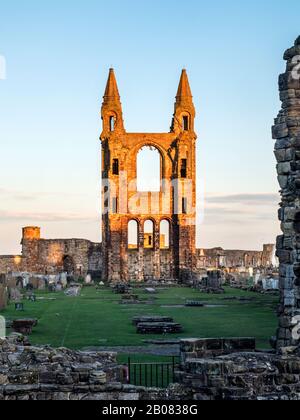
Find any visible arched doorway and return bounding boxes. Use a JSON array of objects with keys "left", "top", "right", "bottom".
[{"left": 63, "top": 255, "right": 75, "bottom": 274}]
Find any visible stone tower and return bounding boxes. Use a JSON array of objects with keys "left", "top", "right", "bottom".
[
  {"left": 100, "top": 69, "right": 197, "bottom": 283},
  {"left": 273, "top": 36, "right": 300, "bottom": 349}
]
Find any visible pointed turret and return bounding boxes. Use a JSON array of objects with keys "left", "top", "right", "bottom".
[
  {"left": 103, "top": 68, "right": 121, "bottom": 103},
  {"left": 172, "top": 69, "right": 196, "bottom": 135},
  {"left": 101, "top": 68, "right": 125, "bottom": 136},
  {"left": 176, "top": 69, "right": 193, "bottom": 103}
]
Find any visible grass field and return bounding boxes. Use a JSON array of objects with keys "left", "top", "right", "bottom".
[{"left": 0, "top": 286, "right": 278, "bottom": 354}]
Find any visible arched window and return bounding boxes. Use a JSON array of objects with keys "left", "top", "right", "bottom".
[
  {"left": 160, "top": 220, "right": 170, "bottom": 249},
  {"left": 128, "top": 220, "right": 138, "bottom": 249},
  {"left": 182, "top": 115, "right": 189, "bottom": 131},
  {"left": 144, "top": 220, "right": 154, "bottom": 249},
  {"left": 137, "top": 146, "right": 161, "bottom": 192},
  {"left": 109, "top": 116, "right": 115, "bottom": 132}
]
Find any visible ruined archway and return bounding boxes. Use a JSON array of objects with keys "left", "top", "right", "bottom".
[
  {"left": 137, "top": 146, "right": 161, "bottom": 192},
  {"left": 63, "top": 255, "right": 75, "bottom": 275}
]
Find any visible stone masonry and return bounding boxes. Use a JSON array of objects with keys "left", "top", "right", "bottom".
[
  {"left": 273, "top": 36, "right": 300, "bottom": 349},
  {"left": 100, "top": 69, "right": 197, "bottom": 283},
  {"left": 0, "top": 227, "right": 102, "bottom": 278},
  {"left": 0, "top": 226, "right": 274, "bottom": 280}
]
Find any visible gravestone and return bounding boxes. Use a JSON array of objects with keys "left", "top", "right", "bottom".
[
  {"left": 185, "top": 301, "right": 205, "bottom": 307},
  {"left": 132, "top": 316, "right": 174, "bottom": 326},
  {"left": 9, "top": 288, "right": 22, "bottom": 302},
  {"left": 65, "top": 286, "right": 81, "bottom": 297},
  {"left": 85, "top": 274, "right": 92, "bottom": 284},
  {"left": 137, "top": 322, "right": 183, "bottom": 334},
  {"left": 15, "top": 303, "right": 24, "bottom": 312},
  {"left": 0, "top": 285, "right": 8, "bottom": 310},
  {"left": 12, "top": 319, "right": 37, "bottom": 335},
  {"left": 199, "top": 271, "right": 225, "bottom": 294},
  {"left": 0, "top": 274, "right": 6, "bottom": 285}
]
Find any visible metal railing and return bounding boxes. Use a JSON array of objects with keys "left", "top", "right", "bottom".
[{"left": 127, "top": 356, "right": 179, "bottom": 389}]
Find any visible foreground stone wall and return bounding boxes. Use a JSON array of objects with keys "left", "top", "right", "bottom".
[
  {"left": 176, "top": 338, "right": 300, "bottom": 400},
  {"left": 0, "top": 335, "right": 189, "bottom": 401},
  {"left": 273, "top": 36, "right": 300, "bottom": 349},
  {"left": 2, "top": 335, "right": 300, "bottom": 400}
]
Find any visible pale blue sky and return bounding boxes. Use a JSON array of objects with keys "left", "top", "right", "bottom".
[{"left": 0, "top": 0, "right": 299, "bottom": 254}]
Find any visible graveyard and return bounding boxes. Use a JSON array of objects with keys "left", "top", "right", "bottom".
[{"left": 0, "top": 285, "right": 278, "bottom": 358}]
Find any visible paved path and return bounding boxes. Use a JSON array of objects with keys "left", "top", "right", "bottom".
[{"left": 82, "top": 344, "right": 180, "bottom": 356}]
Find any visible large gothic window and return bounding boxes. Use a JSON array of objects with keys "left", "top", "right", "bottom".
[
  {"left": 128, "top": 220, "right": 138, "bottom": 249},
  {"left": 137, "top": 146, "right": 161, "bottom": 192},
  {"left": 144, "top": 220, "right": 154, "bottom": 249}
]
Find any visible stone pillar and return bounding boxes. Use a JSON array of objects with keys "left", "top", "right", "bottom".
[{"left": 273, "top": 36, "right": 300, "bottom": 350}]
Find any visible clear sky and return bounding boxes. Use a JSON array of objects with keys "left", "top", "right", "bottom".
[{"left": 0, "top": 0, "right": 299, "bottom": 254}]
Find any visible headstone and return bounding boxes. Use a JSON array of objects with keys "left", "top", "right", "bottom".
[
  {"left": 15, "top": 303, "right": 24, "bottom": 312},
  {"left": 65, "top": 286, "right": 81, "bottom": 297},
  {"left": 85, "top": 274, "right": 92, "bottom": 284},
  {"left": 0, "top": 285, "right": 8, "bottom": 310},
  {"left": 12, "top": 319, "right": 37, "bottom": 335},
  {"left": 9, "top": 288, "right": 22, "bottom": 302},
  {"left": 137, "top": 322, "right": 183, "bottom": 334},
  {"left": 0, "top": 274, "right": 6, "bottom": 285},
  {"left": 29, "top": 277, "right": 39, "bottom": 289},
  {"left": 145, "top": 288, "right": 157, "bottom": 294},
  {"left": 60, "top": 273, "right": 68, "bottom": 289}
]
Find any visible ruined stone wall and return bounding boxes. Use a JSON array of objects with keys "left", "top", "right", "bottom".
[
  {"left": 0, "top": 335, "right": 189, "bottom": 401},
  {"left": 22, "top": 238, "right": 102, "bottom": 277},
  {"left": 2, "top": 335, "right": 300, "bottom": 400},
  {"left": 195, "top": 247, "right": 274, "bottom": 269},
  {"left": 101, "top": 69, "right": 197, "bottom": 283},
  {"left": 176, "top": 338, "right": 300, "bottom": 400},
  {"left": 0, "top": 256, "right": 23, "bottom": 274},
  {"left": 0, "top": 228, "right": 102, "bottom": 278},
  {"left": 273, "top": 36, "right": 300, "bottom": 349}
]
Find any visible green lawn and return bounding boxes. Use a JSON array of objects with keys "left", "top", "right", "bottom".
[{"left": 0, "top": 286, "right": 278, "bottom": 351}]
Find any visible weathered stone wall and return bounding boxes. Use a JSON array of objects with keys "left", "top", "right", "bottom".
[
  {"left": 22, "top": 238, "right": 102, "bottom": 277},
  {"left": 0, "top": 228, "right": 102, "bottom": 278},
  {"left": 0, "top": 334, "right": 189, "bottom": 401},
  {"left": 101, "top": 69, "right": 197, "bottom": 283},
  {"left": 273, "top": 36, "right": 300, "bottom": 349},
  {"left": 2, "top": 335, "right": 300, "bottom": 400},
  {"left": 176, "top": 338, "right": 300, "bottom": 400},
  {"left": 0, "top": 256, "right": 23, "bottom": 274},
  {"left": 196, "top": 245, "right": 275, "bottom": 270}
]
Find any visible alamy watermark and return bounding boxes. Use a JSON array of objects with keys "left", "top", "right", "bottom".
[
  {"left": 102, "top": 172, "right": 205, "bottom": 226},
  {"left": 0, "top": 55, "right": 6, "bottom": 80},
  {"left": 291, "top": 315, "right": 300, "bottom": 341},
  {"left": 291, "top": 55, "right": 300, "bottom": 81}
]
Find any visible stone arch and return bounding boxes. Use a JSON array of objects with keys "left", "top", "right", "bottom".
[
  {"left": 127, "top": 142, "right": 170, "bottom": 188},
  {"left": 128, "top": 219, "right": 139, "bottom": 250},
  {"left": 160, "top": 219, "right": 171, "bottom": 249},
  {"left": 137, "top": 146, "right": 161, "bottom": 192},
  {"left": 63, "top": 255, "right": 75, "bottom": 274},
  {"left": 143, "top": 219, "right": 155, "bottom": 249}
]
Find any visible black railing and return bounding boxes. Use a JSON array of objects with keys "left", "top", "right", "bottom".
[{"left": 127, "top": 357, "right": 179, "bottom": 389}]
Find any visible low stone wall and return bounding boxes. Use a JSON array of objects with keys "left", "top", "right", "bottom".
[
  {"left": 2, "top": 335, "right": 300, "bottom": 400},
  {"left": 0, "top": 335, "right": 192, "bottom": 401},
  {"left": 175, "top": 338, "right": 300, "bottom": 400}
]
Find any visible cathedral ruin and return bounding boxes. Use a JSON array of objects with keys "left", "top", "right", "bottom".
[{"left": 0, "top": 70, "right": 276, "bottom": 282}]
